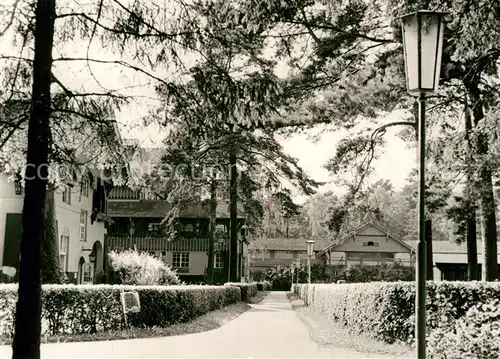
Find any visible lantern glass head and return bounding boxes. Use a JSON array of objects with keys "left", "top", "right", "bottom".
[
  {"left": 306, "top": 240, "right": 315, "bottom": 257},
  {"left": 401, "top": 10, "right": 448, "bottom": 96}
]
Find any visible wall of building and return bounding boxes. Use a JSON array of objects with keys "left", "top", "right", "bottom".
[
  {"left": 0, "top": 175, "right": 23, "bottom": 267},
  {"left": 0, "top": 174, "right": 107, "bottom": 281}
]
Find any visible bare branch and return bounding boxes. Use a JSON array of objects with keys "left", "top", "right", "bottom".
[{"left": 0, "top": 0, "right": 21, "bottom": 38}]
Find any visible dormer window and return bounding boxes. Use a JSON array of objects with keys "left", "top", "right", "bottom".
[
  {"left": 14, "top": 176, "right": 22, "bottom": 195},
  {"left": 363, "top": 241, "right": 379, "bottom": 247},
  {"left": 81, "top": 180, "right": 89, "bottom": 197},
  {"left": 62, "top": 186, "right": 71, "bottom": 204},
  {"left": 367, "top": 241, "right": 375, "bottom": 246}
]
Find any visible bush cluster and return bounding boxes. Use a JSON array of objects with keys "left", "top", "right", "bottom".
[
  {"left": 427, "top": 298, "right": 500, "bottom": 358},
  {"left": 0, "top": 284, "right": 240, "bottom": 339},
  {"left": 259, "top": 263, "right": 414, "bottom": 291},
  {"left": 224, "top": 282, "right": 258, "bottom": 302},
  {"left": 294, "top": 281, "right": 500, "bottom": 348},
  {"left": 256, "top": 281, "right": 272, "bottom": 291},
  {"left": 108, "top": 249, "right": 180, "bottom": 285}
]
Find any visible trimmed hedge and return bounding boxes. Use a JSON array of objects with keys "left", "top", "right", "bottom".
[
  {"left": 293, "top": 281, "right": 500, "bottom": 345},
  {"left": 427, "top": 298, "right": 500, "bottom": 358},
  {"left": 224, "top": 282, "right": 258, "bottom": 302},
  {"left": 257, "top": 281, "right": 272, "bottom": 291},
  {"left": 0, "top": 283, "right": 240, "bottom": 339}
]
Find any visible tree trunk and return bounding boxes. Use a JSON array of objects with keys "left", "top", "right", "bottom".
[
  {"left": 464, "top": 98, "right": 479, "bottom": 281},
  {"left": 466, "top": 216, "right": 478, "bottom": 280},
  {"left": 425, "top": 219, "right": 433, "bottom": 280},
  {"left": 41, "top": 185, "right": 62, "bottom": 284},
  {"left": 465, "top": 78, "right": 498, "bottom": 281},
  {"left": 207, "top": 178, "right": 217, "bottom": 284},
  {"left": 12, "top": 0, "right": 56, "bottom": 357},
  {"left": 229, "top": 145, "right": 239, "bottom": 282}
]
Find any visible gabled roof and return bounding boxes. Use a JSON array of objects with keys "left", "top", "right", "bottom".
[{"left": 318, "top": 222, "right": 415, "bottom": 255}]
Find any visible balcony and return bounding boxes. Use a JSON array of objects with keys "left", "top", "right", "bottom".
[{"left": 106, "top": 235, "right": 229, "bottom": 252}]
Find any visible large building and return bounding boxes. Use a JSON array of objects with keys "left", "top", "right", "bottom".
[{"left": 106, "top": 184, "right": 249, "bottom": 283}]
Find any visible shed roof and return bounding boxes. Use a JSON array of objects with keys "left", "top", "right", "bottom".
[
  {"left": 247, "top": 238, "right": 331, "bottom": 251},
  {"left": 107, "top": 199, "right": 245, "bottom": 219}
]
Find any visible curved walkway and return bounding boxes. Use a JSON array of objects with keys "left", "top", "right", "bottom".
[{"left": 1, "top": 292, "right": 392, "bottom": 358}]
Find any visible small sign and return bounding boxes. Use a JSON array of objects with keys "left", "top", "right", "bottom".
[{"left": 121, "top": 291, "right": 140, "bottom": 314}]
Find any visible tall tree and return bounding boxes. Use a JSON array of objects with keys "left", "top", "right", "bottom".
[{"left": 12, "top": 1, "right": 55, "bottom": 357}]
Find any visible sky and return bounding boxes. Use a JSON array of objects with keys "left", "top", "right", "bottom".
[
  {"left": 121, "top": 112, "right": 417, "bottom": 204},
  {"left": 0, "top": 0, "right": 417, "bottom": 203}
]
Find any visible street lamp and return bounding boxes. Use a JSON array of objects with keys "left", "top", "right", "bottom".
[
  {"left": 306, "top": 240, "right": 315, "bottom": 284},
  {"left": 400, "top": 10, "right": 448, "bottom": 359}
]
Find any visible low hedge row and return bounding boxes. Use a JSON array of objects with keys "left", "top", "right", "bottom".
[
  {"left": 257, "top": 281, "right": 272, "bottom": 291},
  {"left": 224, "top": 282, "right": 258, "bottom": 302},
  {"left": 293, "top": 281, "right": 500, "bottom": 345},
  {"left": 0, "top": 284, "right": 240, "bottom": 339}
]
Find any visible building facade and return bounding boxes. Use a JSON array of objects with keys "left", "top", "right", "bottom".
[
  {"left": 0, "top": 171, "right": 113, "bottom": 284},
  {"left": 106, "top": 185, "right": 249, "bottom": 283}
]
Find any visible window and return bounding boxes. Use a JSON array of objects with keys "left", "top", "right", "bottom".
[
  {"left": 184, "top": 223, "right": 194, "bottom": 233},
  {"left": 59, "top": 235, "right": 69, "bottom": 272},
  {"left": 81, "top": 180, "right": 89, "bottom": 197},
  {"left": 363, "top": 241, "right": 379, "bottom": 247},
  {"left": 14, "top": 177, "right": 23, "bottom": 195},
  {"left": 148, "top": 223, "right": 161, "bottom": 232},
  {"left": 172, "top": 252, "right": 189, "bottom": 268},
  {"left": 79, "top": 210, "right": 87, "bottom": 241},
  {"left": 214, "top": 252, "right": 224, "bottom": 268},
  {"left": 62, "top": 187, "right": 71, "bottom": 204}
]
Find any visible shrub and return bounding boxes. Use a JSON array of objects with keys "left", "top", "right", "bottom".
[
  {"left": 427, "top": 299, "right": 500, "bottom": 358},
  {"left": 294, "top": 281, "right": 500, "bottom": 345},
  {"left": 0, "top": 283, "right": 240, "bottom": 339},
  {"left": 264, "top": 265, "right": 307, "bottom": 290},
  {"left": 224, "top": 282, "right": 258, "bottom": 302},
  {"left": 108, "top": 249, "right": 180, "bottom": 285},
  {"left": 256, "top": 281, "right": 272, "bottom": 291}
]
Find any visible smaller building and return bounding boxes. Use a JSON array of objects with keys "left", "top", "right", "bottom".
[
  {"left": 319, "top": 222, "right": 415, "bottom": 267},
  {"left": 248, "top": 238, "right": 330, "bottom": 272}
]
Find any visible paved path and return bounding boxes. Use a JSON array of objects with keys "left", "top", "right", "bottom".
[{"left": 0, "top": 292, "right": 396, "bottom": 358}]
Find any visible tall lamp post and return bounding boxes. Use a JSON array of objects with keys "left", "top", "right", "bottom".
[
  {"left": 306, "top": 240, "right": 315, "bottom": 284},
  {"left": 400, "top": 10, "right": 447, "bottom": 359}
]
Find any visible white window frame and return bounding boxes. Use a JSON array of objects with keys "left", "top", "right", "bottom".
[
  {"left": 81, "top": 180, "right": 89, "bottom": 197},
  {"left": 214, "top": 252, "right": 224, "bottom": 268},
  {"left": 62, "top": 186, "right": 71, "bottom": 204},
  {"left": 59, "top": 234, "right": 69, "bottom": 272},
  {"left": 79, "top": 210, "right": 87, "bottom": 241},
  {"left": 172, "top": 252, "right": 189, "bottom": 268}
]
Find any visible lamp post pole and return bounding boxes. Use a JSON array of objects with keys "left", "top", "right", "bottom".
[
  {"left": 400, "top": 10, "right": 447, "bottom": 359},
  {"left": 416, "top": 94, "right": 427, "bottom": 358},
  {"left": 306, "top": 240, "right": 315, "bottom": 284},
  {"left": 295, "top": 259, "right": 300, "bottom": 285},
  {"left": 307, "top": 256, "right": 311, "bottom": 284}
]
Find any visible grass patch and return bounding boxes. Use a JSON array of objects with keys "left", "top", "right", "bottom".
[
  {"left": 0, "top": 302, "right": 250, "bottom": 345},
  {"left": 286, "top": 292, "right": 415, "bottom": 358},
  {"left": 248, "top": 291, "right": 269, "bottom": 304}
]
